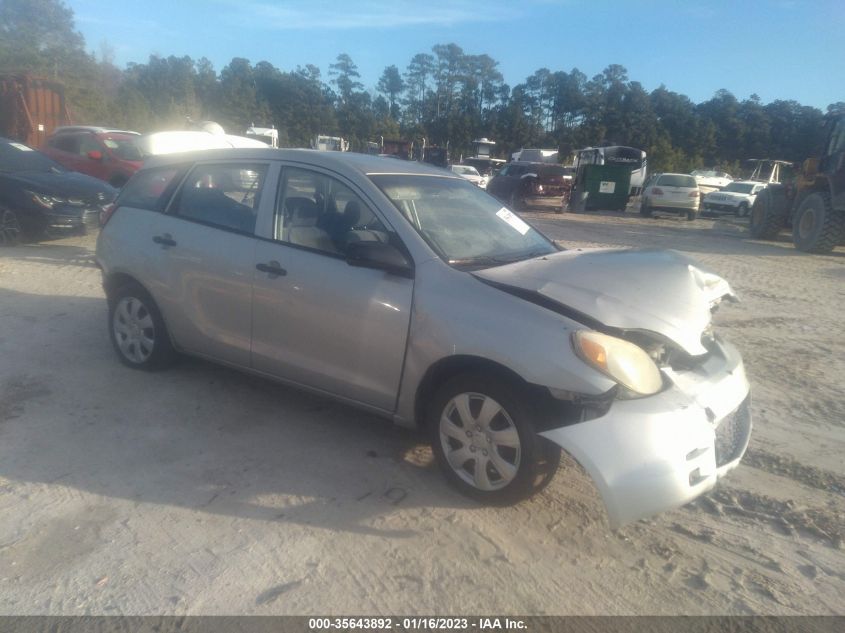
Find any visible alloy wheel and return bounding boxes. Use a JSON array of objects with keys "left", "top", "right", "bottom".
[
  {"left": 113, "top": 296, "right": 156, "bottom": 364},
  {"left": 438, "top": 392, "right": 521, "bottom": 491}
]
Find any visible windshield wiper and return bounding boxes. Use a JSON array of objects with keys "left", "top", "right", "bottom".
[{"left": 448, "top": 255, "right": 512, "bottom": 269}]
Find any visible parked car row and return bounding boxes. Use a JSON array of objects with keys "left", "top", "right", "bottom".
[{"left": 638, "top": 170, "right": 767, "bottom": 220}]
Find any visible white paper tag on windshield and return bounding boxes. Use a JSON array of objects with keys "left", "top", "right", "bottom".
[
  {"left": 599, "top": 181, "right": 615, "bottom": 193},
  {"left": 9, "top": 142, "right": 33, "bottom": 151},
  {"left": 496, "top": 207, "right": 530, "bottom": 235}
]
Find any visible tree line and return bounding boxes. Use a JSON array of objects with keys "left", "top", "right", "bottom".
[{"left": 2, "top": 0, "right": 841, "bottom": 174}]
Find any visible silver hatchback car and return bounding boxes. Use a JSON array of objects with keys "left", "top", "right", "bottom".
[{"left": 96, "top": 149, "right": 751, "bottom": 527}]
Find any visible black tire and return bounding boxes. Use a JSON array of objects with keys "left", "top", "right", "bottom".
[
  {"left": 686, "top": 209, "right": 699, "bottom": 221},
  {"left": 428, "top": 372, "right": 561, "bottom": 505},
  {"left": 736, "top": 202, "right": 749, "bottom": 218},
  {"left": 639, "top": 199, "right": 652, "bottom": 217},
  {"left": 749, "top": 187, "right": 788, "bottom": 239},
  {"left": 792, "top": 191, "right": 845, "bottom": 254},
  {"left": 0, "top": 206, "right": 22, "bottom": 246},
  {"left": 108, "top": 282, "right": 176, "bottom": 370},
  {"left": 508, "top": 189, "right": 523, "bottom": 212}
]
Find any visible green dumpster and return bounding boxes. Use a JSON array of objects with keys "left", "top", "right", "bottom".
[{"left": 583, "top": 164, "right": 631, "bottom": 211}]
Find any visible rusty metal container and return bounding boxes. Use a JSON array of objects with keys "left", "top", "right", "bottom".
[{"left": 0, "top": 74, "right": 72, "bottom": 147}]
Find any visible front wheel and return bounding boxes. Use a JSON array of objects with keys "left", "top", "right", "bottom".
[
  {"left": 736, "top": 202, "right": 749, "bottom": 218},
  {"left": 639, "top": 200, "right": 652, "bottom": 217},
  {"left": 792, "top": 191, "right": 845, "bottom": 254},
  {"left": 108, "top": 282, "right": 176, "bottom": 370},
  {"left": 0, "top": 207, "right": 22, "bottom": 246},
  {"left": 429, "top": 373, "right": 560, "bottom": 505}
]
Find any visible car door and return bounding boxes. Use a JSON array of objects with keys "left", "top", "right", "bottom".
[
  {"left": 251, "top": 165, "right": 413, "bottom": 412},
  {"left": 46, "top": 134, "right": 83, "bottom": 172},
  {"left": 143, "top": 160, "right": 274, "bottom": 367},
  {"left": 488, "top": 164, "right": 516, "bottom": 198},
  {"left": 76, "top": 133, "right": 106, "bottom": 180}
]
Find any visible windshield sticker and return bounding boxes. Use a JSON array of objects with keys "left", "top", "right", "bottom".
[
  {"left": 599, "top": 181, "right": 616, "bottom": 193},
  {"left": 496, "top": 207, "right": 530, "bottom": 235},
  {"left": 9, "top": 142, "right": 33, "bottom": 152}
]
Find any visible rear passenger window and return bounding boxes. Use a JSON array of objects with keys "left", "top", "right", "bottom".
[
  {"left": 50, "top": 135, "right": 80, "bottom": 153},
  {"left": 117, "top": 166, "right": 185, "bottom": 211},
  {"left": 172, "top": 163, "right": 268, "bottom": 234}
]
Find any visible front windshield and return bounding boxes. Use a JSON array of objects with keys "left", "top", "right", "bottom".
[
  {"left": 103, "top": 136, "right": 143, "bottom": 161},
  {"left": 371, "top": 174, "right": 557, "bottom": 268},
  {"left": 0, "top": 141, "right": 66, "bottom": 173},
  {"left": 724, "top": 182, "right": 755, "bottom": 194}
]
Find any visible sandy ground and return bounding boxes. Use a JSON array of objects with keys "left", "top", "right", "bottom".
[{"left": 0, "top": 207, "right": 843, "bottom": 616}]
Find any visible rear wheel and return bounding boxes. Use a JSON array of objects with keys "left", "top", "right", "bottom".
[
  {"left": 792, "top": 191, "right": 844, "bottom": 254},
  {"left": 0, "top": 207, "right": 22, "bottom": 246},
  {"left": 749, "top": 187, "right": 788, "bottom": 239},
  {"left": 508, "top": 190, "right": 523, "bottom": 212},
  {"left": 686, "top": 209, "right": 699, "bottom": 221},
  {"left": 429, "top": 373, "right": 560, "bottom": 505},
  {"left": 108, "top": 282, "right": 176, "bottom": 370},
  {"left": 639, "top": 199, "right": 652, "bottom": 217}
]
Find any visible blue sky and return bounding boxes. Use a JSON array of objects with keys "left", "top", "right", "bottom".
[{"left": 68, "top": 0, "right": 844, "bottom": 109}]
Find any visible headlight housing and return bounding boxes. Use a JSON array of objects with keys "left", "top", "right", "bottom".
[
  {"left": 571, "top": 331, "right": 663, "bottom": 396},
  {"left": 25, "top": 191, "right": 87, "bottom": 209}
]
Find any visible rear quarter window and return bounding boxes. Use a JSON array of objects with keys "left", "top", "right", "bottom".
[
  {"left": 656, "top": 174, "right": 697, "bottom": 188},
  {"left": 117, "top": 166, "right": 186, "bottom": 212}
]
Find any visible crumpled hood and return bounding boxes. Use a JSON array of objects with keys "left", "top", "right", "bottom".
[{"left": 473, "top": 249, "right": 735, "bottom": 355}]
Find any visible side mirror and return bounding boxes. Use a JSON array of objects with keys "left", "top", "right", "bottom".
[
  {"left": 87, "top": 150, "right": 103, "bottom": 161},
  {"left": 346, "top": 240, "right": 413, "bottom": 278}
]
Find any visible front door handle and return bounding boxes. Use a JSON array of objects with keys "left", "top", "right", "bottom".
[
  {"left": 256, "top": 261, "right": 287, "bottom": 277},
  {"left": 153, "top": 234, "right": 177, "bottom": 247}
]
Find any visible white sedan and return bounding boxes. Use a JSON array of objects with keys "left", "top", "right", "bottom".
[
  {"left": 640, "top": 173, "right": 701, "bottom": 220},
  {"left": 450, "top": 164, "right": 487, "bottom": 188}
]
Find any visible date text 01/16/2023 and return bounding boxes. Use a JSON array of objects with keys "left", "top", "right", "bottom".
[{"left": 308, "top": 617, "right": 528, "bottom": 630}]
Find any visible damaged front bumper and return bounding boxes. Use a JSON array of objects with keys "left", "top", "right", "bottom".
[{"left": 541, "top": 338, "right": 751, "bottom": 528}]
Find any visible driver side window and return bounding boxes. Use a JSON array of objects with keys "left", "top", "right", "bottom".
[{"left": 275, "top": 168, "right": 388, "bottom": 256}]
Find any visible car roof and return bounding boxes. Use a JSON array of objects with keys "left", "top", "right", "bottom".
[
  {"left": 51, "top": 126, "right": 140, "bottom": 136},
  {"left": 141, "top": 148, "right": 463, "bottom": 180},
  {"left": 731, "top": 180, "right": 763, "bottom": 185},
  {"left": 657, "top": 172, "right": 695, "bottom": 178}
]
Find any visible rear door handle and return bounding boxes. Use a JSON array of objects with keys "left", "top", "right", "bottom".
[
  {"left": 153, "top": 234, "right": 177, "bottom": 247},
  {"left": 256, "top": 261, "right": 287, "bottom": 277}
]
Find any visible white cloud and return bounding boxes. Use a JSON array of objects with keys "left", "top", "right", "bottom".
[{"left": 215, "top": 0, "right": 521, "bottom": 30}]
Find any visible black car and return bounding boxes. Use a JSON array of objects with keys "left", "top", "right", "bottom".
[
  {"left": 0, "top": 137, "right": 117, "bottom": 245},
  {"left": 487, "top": 161, "right": 572, "bottom": 211}
]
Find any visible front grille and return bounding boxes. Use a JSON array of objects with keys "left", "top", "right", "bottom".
[
  {"left": 704, "top": 202, "right": 737, "bottom": 212},
  {"left": 714, "top": 395, "right": 751, "bottom": 466}
]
